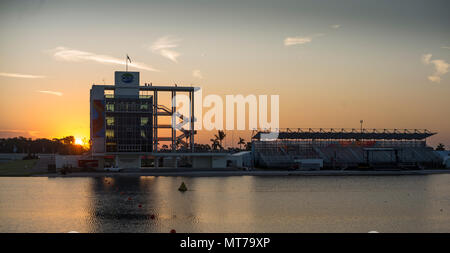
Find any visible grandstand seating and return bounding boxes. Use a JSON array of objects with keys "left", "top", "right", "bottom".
[{"left": 253, "top": 140, "right": 441, "bottom": 169}]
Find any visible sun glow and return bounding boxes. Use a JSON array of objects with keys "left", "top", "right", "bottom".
[{"left": 74, "top": 138, "right": 84, "bottom": 146}]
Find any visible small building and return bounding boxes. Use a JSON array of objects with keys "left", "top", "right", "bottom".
[
  {"left": 228, "top": 151, "right": 252, "bottom": 169},
  {"left": 191, "top": 153, "right": 229, "bottom": 169}
]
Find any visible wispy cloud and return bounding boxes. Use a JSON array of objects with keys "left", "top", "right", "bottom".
[
  {"left": 50, "top": 47, "right": 159, "bottom": 72},
  {"left": 38, "top": 90, "right": 63, "bottom": 96},
  {"left": 0, "top": 129, "right": 40, "bottom": 138},
  {"left": 331, "top": 24, "right": 341, "bottom": 29},
  {"left": 192, "top": 69, "right": 203, "bottom": 79},
  {"left": 422, "top": 53, "right": 449, "bottom": 83},
  {"left": 422, "top": 54, "right": 432, "bottom": 64},
  {"left": 284, "top": 33, "right": 324, "bottom": 46},
  {"left": 442, "top": 46, "right": 450, "bottom": 50},
  {"left": 148, "top": 36, "right": 181, "bottom": 63},
  {"left": 0, "top": 72, "right": 45, "bottom": 79}
]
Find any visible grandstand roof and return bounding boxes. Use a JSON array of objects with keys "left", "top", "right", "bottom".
[{"left": 252, "top": 128, "right": 436, "bottom": 141}]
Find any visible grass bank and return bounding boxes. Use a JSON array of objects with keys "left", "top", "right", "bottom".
[{"left": 0, "top": 159, "right": 38, "bottom": 176}]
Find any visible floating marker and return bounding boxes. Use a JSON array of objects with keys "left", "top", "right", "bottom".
[
  {"left": 170, "top": 229, "right": 176, "bottom": 233},
  {"left": 178, "top": 182, "right": 187, "bottom": 192},
  {"left": 138, "top": 204, "right": 142, "bottom": 208},
  {"left": 150, "top": 214, "right": 155, "bottom": 219},
  {"left": 128, "top": 197, "right": 132, "bottom": 201}
]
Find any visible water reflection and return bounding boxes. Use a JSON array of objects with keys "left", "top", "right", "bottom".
[
  {"left": 88, "top": 176, "right": 160, "bottom": 232},
  {"left": 0, "top": 177, "right": 93, "bottom": 232},
  {"left": 0, "top": 175, "right": 449, "bottom": 232}
]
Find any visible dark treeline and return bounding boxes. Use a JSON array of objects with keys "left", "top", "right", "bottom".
[{"left": 0, "top": 136, "right": 89, "bottom": 155}]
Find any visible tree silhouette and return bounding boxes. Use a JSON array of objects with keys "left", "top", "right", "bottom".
[
  {"left": 238, "top": 137, "right": 245, "bottom": 150},
  {"left": 0, "top": 136, "right": 88, "bottom": 155},
  {"left": 436, "top": 143, "right": 445, "bottom": 151},
  {"left": 214, "top": 130, "right": 226, "bottom": 150},
  {"left": 61, "top": 136, "right": 75, "bottom": 145},
  {"left": 210, "top": 138, "right": 220, "bottom": 150}
]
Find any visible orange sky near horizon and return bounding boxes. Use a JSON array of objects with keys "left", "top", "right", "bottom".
[{"left": 0, "top": 0, "right": 449, "bottom": 148}]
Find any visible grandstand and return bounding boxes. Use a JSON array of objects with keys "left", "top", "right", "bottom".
[{"left": 251, "top": 128, "right": 441, "bottom": 170}]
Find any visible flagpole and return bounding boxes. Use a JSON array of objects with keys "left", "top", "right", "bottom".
[{"left": 126, "top": 54, "right": 128, "bottom": 72}]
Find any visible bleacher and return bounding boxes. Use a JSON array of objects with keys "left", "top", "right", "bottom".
[{"left": 252, "top": 128, "right": 440, "bottom": 169}]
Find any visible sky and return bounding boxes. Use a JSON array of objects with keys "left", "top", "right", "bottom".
[{"left": 0, "top": 0, "right": 449, "bottom": 148}]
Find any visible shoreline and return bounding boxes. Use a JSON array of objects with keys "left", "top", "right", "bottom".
[{"left": 24, "top": 169, "right": 450, "bottom": 178}]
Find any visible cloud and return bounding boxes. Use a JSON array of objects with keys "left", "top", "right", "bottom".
[
  {"left": 284, "top": 33, "right": 324, "bottom": 46},
  {"left": 427, "top": 76, "right": 441, "bottom": 83},
  {"left": 192, "top": 69, "right": 203, "bottom": 79},
  {"left": 422, "top": 54, "right": 449, "bottom": 83},
  {"left": 284, "top": 37, "right": 312, "bottom": 46},
  {"left": 422, "top": 54, "right": 432, "bottom": 64},
  {"left": 0, "top": 72, "right": 45, "bottom": 79},
  {"left": 331, "top": 24, "right": 341, "bottom": 29},
  {"left": 0, "top": 129, "right": 39, "bottom": 138},
  {"left": 38, "top": 90, "right": 63, "bottom": 96},
  {"left": 442, "top": 46, "right": 450, "bottom": 50},
  {"left": 148, "top": 36, "right": 181, "bottom": 63},
  {"left": 50, "top": 47, "right": 159, "bottom": 72}
]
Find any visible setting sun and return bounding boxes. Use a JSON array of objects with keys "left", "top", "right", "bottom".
[{"left": 74, "top": 138, "right": 84, "bottom": 146}]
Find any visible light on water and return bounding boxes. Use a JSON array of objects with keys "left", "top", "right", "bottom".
[{"left": 0, "top": 175, "right": 449, "bottom": 233}]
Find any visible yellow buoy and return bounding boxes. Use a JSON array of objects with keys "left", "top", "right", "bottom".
[{"left": 178, "top": 182, "right": 187, "bottom": 192}]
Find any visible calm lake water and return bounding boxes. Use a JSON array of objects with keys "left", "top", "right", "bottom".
[{"left": 0, "top": 175, "right": 449, "bottom": 233}]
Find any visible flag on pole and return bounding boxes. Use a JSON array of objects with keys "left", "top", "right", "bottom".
[{"left": 126, "top": 54, "right": 131, "bottom": 72}]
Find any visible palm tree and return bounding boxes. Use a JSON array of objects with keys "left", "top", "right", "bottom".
[
  {"left": 214, "top": 130, "right": 226, "bottom": 150},
  {"left": 436, "top": 143, "right": 445, "bottom": 151},
  {"left": 238, "top": 137, "right": 245, "bottom": 150},
  {"left": 210, "top": 138, "right": 220, "bottom": 150}
]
